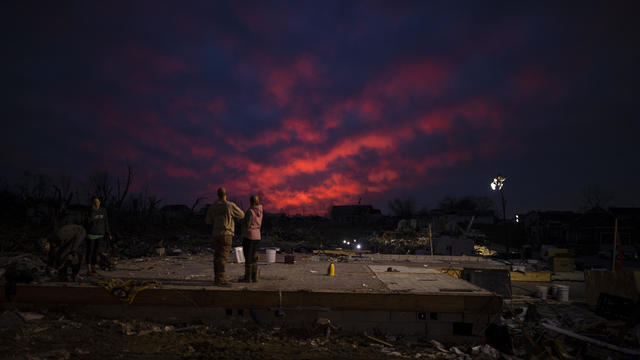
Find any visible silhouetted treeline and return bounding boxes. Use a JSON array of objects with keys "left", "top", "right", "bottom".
[{"left": 0, "top": 168, "right": 208, "bottom": 252}]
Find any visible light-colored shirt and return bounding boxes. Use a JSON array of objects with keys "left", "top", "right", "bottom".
[{"left": 205, "top": 199, "right": 245, "bottom": 236}]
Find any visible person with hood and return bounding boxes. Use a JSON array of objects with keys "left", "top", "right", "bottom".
[
  {"left": 205, "top": 187, "right": 244, "bottom": 286},
  {"left": 86, "top": 196, "right": 111, "bottom": 276},
  {"left": 240, "top": 195, "right": 263, "bottom": 283}
]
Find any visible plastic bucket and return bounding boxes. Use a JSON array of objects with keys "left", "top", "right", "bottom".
[
  {"left": 266, "top": 249, "right": 276, "bottom": 263},
  {"left": 536, "top": 286, "right": 548, "bottom": 300},
  {"left": 556, "top": 285, "right": 570, "bottom": 302},
  {"left": 233, "top": 246, "right": 245, "bottom": 263}
]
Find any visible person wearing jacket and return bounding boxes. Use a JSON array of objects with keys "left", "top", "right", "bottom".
[
  {"left": 46, "top": 224, "right": 86, "bottom": 281},
  {"left": 205, "top": 187, "right": 244, "bottom": 286},
  {"left": 86, "top": 196, "right": 111, "bottom": 276},
  {"left": 239, "top": 195, "right": 263, "bottom": 283}
]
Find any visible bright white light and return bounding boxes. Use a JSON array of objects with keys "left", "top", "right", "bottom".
[
  {"left": 347, "top": 241, "right": 351, "bottom": 245},
  {"left": 356, "top": 244, "right": 362, "bottom": 249},
  {"left": 491, "top": 175, "right": 505, "bottom": 191},
  {"left": 343, "top": 240, "right": 347, "bottom": 244}
]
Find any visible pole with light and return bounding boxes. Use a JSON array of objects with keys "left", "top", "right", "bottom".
[{"left": 491, "top": 174, "right": 508, "bottom": 256}]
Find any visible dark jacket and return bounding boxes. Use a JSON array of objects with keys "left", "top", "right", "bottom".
[
  {"left": 49, "top": 224, "right": 85, "bottom": 268},
  {"left": 87, "top": 207, "right": 111, "bottom": 236}
]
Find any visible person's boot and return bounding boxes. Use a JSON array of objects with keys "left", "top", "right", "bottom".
[
  {"left": 239, "top": 263, "right": 251, "bottom": 282},
  {"left": 87, "top": 265, "right": 98, "bottom": 276},
  {"left": 214, "top": 275, "right": 231, "bottom": 287},
  {"left": 251, "top": 263, "right": 258, "bottom": 283}
]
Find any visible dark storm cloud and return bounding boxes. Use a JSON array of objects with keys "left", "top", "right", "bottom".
[{"left": 3, "top": 0, "right": 639, "bottom": 214}]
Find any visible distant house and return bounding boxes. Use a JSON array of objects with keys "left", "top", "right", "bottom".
[
  {"left": 330, "top": 205, "right": 382, "bottom": 224},
  {"left": 570, "top": 207, "right": 639, "bottom": 256},
  {"left": 522, "top": 211, "right": 578, "bottom": 247}
]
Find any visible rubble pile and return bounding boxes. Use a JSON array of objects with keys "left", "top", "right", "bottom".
[
  {"left": 500, "top": 297, "right": 640, "bottom": 359},
  {"left": 369, "top": 231, "right": 428, "bottom": 254},
  {"left": 1, "top": 308, "right": 511, "bottom": 359}
]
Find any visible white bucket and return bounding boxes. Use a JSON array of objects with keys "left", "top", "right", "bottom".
[
  {"left": 266, "top": 249, "right": 276, "bottom": 263},
  {"left": 556, "top": 285, "right": 570, "bottom": 302},
  {"left": 536, "top": 286, "right": 548, "bottom": 300},
  {"left": 233, "top": 247, "right": 245, "bottom": 263}
]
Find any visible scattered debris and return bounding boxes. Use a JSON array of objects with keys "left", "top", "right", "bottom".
[
  {"left": 98, "top": 278, "right": 161, "bottom": 304},
  {"left": 18, "top": 312, "right": 45, "bottom": 321},
  {"left": 365, "top": 332, "right": 394, "bottom": 347}
]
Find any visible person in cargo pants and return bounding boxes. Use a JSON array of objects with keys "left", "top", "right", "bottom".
[
  {"left": 239, "top": 195, "right": 263, "bottom": 283},
  {"left": 205, "top": 187, "right": 244, "bottom": 286}
]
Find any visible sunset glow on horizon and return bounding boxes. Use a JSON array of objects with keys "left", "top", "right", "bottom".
[{"left": 4, "top": 1, "right": 639, "bottom": 214}]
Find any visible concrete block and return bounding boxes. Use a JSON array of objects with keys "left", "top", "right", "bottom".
[
  {"left": 346, "top": 321, "right": 380, "bottom": 333},
  {"left": 427, "top": 321, "right": 453, "bottom": 336},
  {"left": 251, "top": 309, "right": 274, "bottom": 324},
  {"left": 472, "top": 321, "right": 487, "bottom": 336},
  {"left": 377, "top": 322, "right": 426, "bottom": 335},
  {"left": 438, "top": 313, "right": 464, "bottom": 322},
  {"left": 282, "top": 310, "right": 322, "bottom": 323},
  {"left": 463, "top": 313, "right": 489, "bottom": 325},
  {"left": 389, "top": 311, "right": 418, "bottom": 322},
  {"left": 342, "top": 310, "right": 389, "bottom": 323}
]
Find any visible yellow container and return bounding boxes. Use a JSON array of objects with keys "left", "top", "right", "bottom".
[{"left": 327, "top": 263, "right": 335, "bottom": 276}]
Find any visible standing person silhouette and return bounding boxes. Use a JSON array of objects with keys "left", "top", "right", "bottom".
[
  {"left": 205, "top": 187, "right": 244, "bottom": 286},
  {"left": 86, "top": 196, "right": 111, "bottom": 276},
  {"left": 239, "top": 195, "right": 263, "bottom": 282}
]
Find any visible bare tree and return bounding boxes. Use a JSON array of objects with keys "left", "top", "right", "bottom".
[
  {"left": 190, "top": 194, "right": 208, "bottom": 213},
  {"left": 438, "top": 196, "right": 494, "bottom": 213},
  {"left": 388, "top": 198, "right": 416, "bottom": 218},
  {"left": 114, "top": 165, "right": 134, "bottom": 209},
  {"left": 89, "top": 170, "right": 113, "bottom": 206}
]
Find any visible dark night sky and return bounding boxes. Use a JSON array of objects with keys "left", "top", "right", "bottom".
[{"left": 3, "top": 1, "right": 640, "bottom": 215}]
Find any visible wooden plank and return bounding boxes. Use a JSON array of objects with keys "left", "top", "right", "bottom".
[
  {"left": 585, "top": 270, "right": 640, "bottom": 308},
  {"left": 510, "top": 271, "right": 552, "bottom": 282}
]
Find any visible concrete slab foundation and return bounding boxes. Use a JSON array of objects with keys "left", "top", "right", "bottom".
[{"left": 1, "top": 254, "right": 503, "bottom": 342}]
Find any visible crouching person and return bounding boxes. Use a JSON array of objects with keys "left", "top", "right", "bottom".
[
  {"left": 45, "top": 224, "right": 86, "bottom": 282},
  {"left": 240, "top": 195, "right": 263, "bottom": 283}
]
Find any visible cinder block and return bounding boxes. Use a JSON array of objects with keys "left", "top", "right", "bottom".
[
  {"left": 389, "top": 311, "right": 418, "bottom": 322},
  {"left": 282, "top": 310, "right": 321, "bottom": 323},
  {"left": 250, "top": 309, "right": 274, "bottom": 323},
  {"left": 342, "top": 310, "right": 389, "bottom": 323},
  {"left": 472, "top": 322, "right": 487, "bottom": 336},
  {"left": 427, "top": 321, "right": 453, "bottom": 336},
  {"left": 377, "top": 322, "right": 426, "bottom": 335},
  {"left": 439, "top": 313, "right": 464, "bottom": 322},
  {"left": 463, "top": 313, "right": 489, "bottom": 324},
  {"left": 346, "top": 321, "right": 380, "bottom": 333}
]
